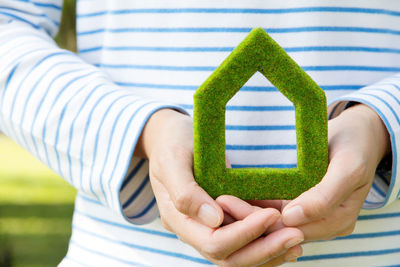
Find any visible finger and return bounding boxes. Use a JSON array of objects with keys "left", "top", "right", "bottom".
[
  {"left": 282, "top": 155, "right": 365, "bottom": 226},
  {"left": 152, "top": 148, "right": 224, "bottom": 228},
  {"left": 222, "top": 211, "right": 235, "bottom": 225},
  {"left": 298, "top": 184, "right": 368, "bottom": 241},
  {"left": 247, "top": 199, "right": 287, "bottom": 211},
  {"left": 207, "top": 208, "right": 281, "bottom": 259},
  {"left": 153, "top": 177, "right": 292, "bottom": 264},
  {"left": 226, "top": 156, "right": 232, "bottom": 168},
  {"left": 259, "top": 245, "right": 303, "bottom": 266},
  {"left": 224, "top": 227, "right": 304, "bottom": 267},
  {"left": 217, "top": 195, "right": 261, "bottom": 219},
  {"left": 177, "top": 207, "right": 281, "bottom": 261},
  {"left": 217, "top": 195, "right": 285, "bottom": 232}
]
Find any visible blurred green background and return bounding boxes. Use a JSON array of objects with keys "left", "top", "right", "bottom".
[{"left": 0, "top": 0, "right": 77, "bottom": 266}]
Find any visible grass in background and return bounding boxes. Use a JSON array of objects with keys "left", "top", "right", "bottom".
[
  {"left": 0, "top": 136, "right": 77, "bottom": 267},
  {"left": 1, "top": 1, "right": 78, "bottom": 266}
]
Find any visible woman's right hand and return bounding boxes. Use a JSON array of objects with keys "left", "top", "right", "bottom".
[{"left": 135, "top": 109, "right": 304, "bottom": 266}]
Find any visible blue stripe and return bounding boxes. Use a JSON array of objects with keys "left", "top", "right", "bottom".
[
  {"left": 303, "top": 66, "right": 400, "bottom": 72},
  {"left": 78, "top": 26, "right": 400, "bottom": 36},
  {"left": 0, "top": 11, "right": 51, "bottom": 35},
  {"left": 79, "top": 46, "right": 234, "bottom": 53},
  {"left": 226, "top": 144, "right": 296, "bottom": 150},
  {"left": 178, "top": 104, "right": 295, "bottom": 111},
  {"left": 113, "top": 104, "right": 189, "bottom": 219},
  {"left": 2, "top": 46, "right": 50, "bottom": 73},
  {"left": 95, "top": 63, "right": 215, "bottom": 71},
  {"left": 77, "top": 7, "right": 400, "bottom": 18},
  {"left": 298, "top": 247, "right": 400, "bottom": 261},
  {"left": 116, "top": 81, "right": 198, "bottom": 90},
  {"left": 231, "top": 164, "right": 297, "bottom": 168},
  {"left": 80, "top": 45, "right": 400, "bottom": 55},
  {"left": 0, "top": 63, "right": 19, "bottom": 135},
  {"left": 335, "top": 229, "right": 400, "bottom": 240},
  {"left": 227, "top": 105, "right": 294, "bottom": 111},
  {"left": 286, "top": 46, "right": 400, "bottom": 54},
  {"left": 358, "top": 212, "right": 400, "bottom": 220},
  {"left": 66, "top": 84, "right": 103, "bottom": 185},
  {"left": 121, "top": 159, "right": 146, "bottom": 191},
  {"left": 358, "top": 92, "right": 400, "bottom": 125},
  {"left": 41, "top": 72, "right": 94, "bottom": 172},
  {"left": 0, "top": 6, "right": 59, "bottom": 26},
  {"left": 72, "top": 226, "right": 212, "bottom": 264},
  {"left": 363, "top": 199, "right": 381, "bottom": 206},
  {"left": 127, "top": 197, "right": 157, "bottom": 219},
  {"left": 77, "top": 89, "right": 120, "bottom": 197},
  {"left": 97, "top": 100, "right": 140, "bottom": 203},
  {"left": 74, "top": 208, "right": 177, "bottom": 239},
  {"left": 122, "top": 175, "right": 150, "bottom": 209},
  {"left": 96, "top": 63, "right": 400, "bottom": 73},
  {"left": 89, "top": 93, "right": 132, "bottom": 198},
  {"left": 328, "top": 102, "right": 340, "bottom": 120},
  {"left": 107, "top": 102, "right": 154, "bottom": 209},
  {"left": 372, "top": 181, "right": 387, "bottom": 198},
  {"left": 54, "top": 81, "right": 92, "bottom": 178},
  {"left": 226, "top": 125, "right": 295, "bottom": 131},
  {"left": 29, "top": 68, "right": 84, "bottom": 161},
  {"left": 70, "top": 240, "right": 150, "bottom": 267},
  {"left": 77, "top": 193, "right": 102, "bottom": 205},
  {"left": 116, "top": 81, "right": 362, "bottom": 92},
  {"left": 366, "top": 87, "right": 400, "bottom": 111},
  {"left": 8, "top": 52, "right": 70, "bottom": 147},
  {"left": 32, "top": 2, "right": 62, "bottom": 10},
  {"left": 9, "top": 52, "right": 66, "bottom": 129}
]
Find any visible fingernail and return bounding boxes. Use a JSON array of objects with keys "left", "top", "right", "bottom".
[
  {"left": 285, "top": 254, "right": 299, "bottom": 263},
  {"left": 283, "top": 206, "right": 304, "bottom": 226},
  {"left": 198, "top": 203, "right": 220, "bottom": 227},
  {"left": 285, "top": 237, "right": 304, "bottom": 249},
  {"left": 265, "top": 213, "right": 281, "bottom": 228}
]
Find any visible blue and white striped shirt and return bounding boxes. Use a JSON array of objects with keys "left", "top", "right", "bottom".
[{"left": 1, "top": 0, "right": 400, "bottom": 266}]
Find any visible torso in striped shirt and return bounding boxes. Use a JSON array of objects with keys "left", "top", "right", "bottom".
[{"left": 62, "top": 0, "right": 400, "bottom": 266}]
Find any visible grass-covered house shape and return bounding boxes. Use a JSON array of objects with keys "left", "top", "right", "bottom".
[{"left": 193, "top": 28, "right": 328, "bottom": 200}]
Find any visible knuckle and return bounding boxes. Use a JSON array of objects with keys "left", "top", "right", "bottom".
[
  {"left": 174, "top": 188, "right": 195, "bottom": 215},
  {"left": 345, "top": 157, "right": 368, "bottom": 185},
  {"left": 338, "top": 222, "right": 357, "bottom": 237},
  {"left": 304, "top": 189, "right": 332, "bottom": 219},
  {"left": 201, "top": 242, "right": 227, "bottom": 261},
  {"left": 160, "top": 217, "right": 172, "bottom": 232}
]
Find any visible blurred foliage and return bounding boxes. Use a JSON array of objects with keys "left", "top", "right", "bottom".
[
  {"left": 0, "top": 135, "right": 76, "bottom": 267},
  {"left": 55, "top": 0, "right": 77, "bottom": 52}
]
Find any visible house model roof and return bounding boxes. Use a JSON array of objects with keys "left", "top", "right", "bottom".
[{"left": 193, "top": 28, "right": 328, "bottom": 200}]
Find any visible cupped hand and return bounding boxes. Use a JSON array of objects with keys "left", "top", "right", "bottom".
[
  {"left": 251, "top": 104, "right": 391, "bottom": 242},
  {"left": 136, "top": 109, "right": 304, "bottom": 266}
]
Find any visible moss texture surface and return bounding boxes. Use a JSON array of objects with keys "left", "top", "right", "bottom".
[{"left": 193, "top": 28, "right": 328, "bottom": 200}]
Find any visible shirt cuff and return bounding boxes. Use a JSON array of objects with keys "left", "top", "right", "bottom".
[{"left": 117, "top": 104, "right": 189, "bottom": 225}]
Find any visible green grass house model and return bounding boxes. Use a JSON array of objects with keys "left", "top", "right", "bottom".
[{"left": 193, "top": 28, "right": 328, "bottom": 200}]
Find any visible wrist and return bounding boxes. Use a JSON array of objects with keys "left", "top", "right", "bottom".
[
  {"left": 135, "top": 109, "right": 190, "bottom": 159},
  {"left": 343, "top": 104, "right": 391, "bottom": 163}
]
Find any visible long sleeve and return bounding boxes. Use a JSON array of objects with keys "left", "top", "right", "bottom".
[
  {"left": 0, "top": 1, "right": 184, "bottom": 224},
  {"left": 328, "top": 73, "right": 400, "bottom": 209}
]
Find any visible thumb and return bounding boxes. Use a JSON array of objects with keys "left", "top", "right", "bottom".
[
  {"left": 151, "top": 150, "right": 224, "bottom": 228},
  {"left": 282, "top": 156, "right": 362, "bottom": 226}
]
